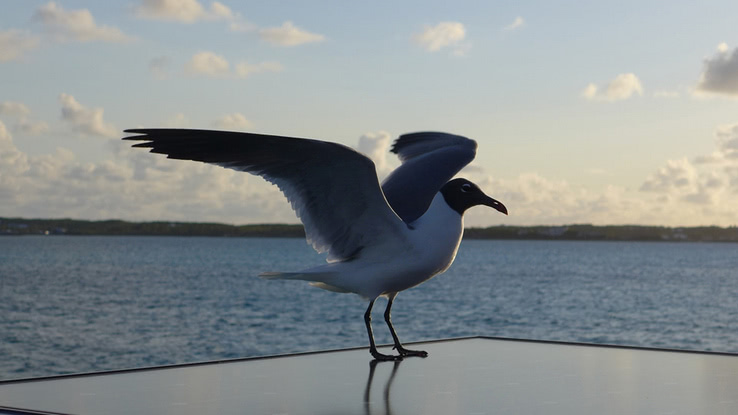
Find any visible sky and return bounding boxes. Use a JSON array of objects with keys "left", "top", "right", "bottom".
[{"left": 2, "top": 0, "right": 738, "bottom": 227}]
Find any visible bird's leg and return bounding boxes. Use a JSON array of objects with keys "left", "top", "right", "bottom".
[
  {"left": 365, "top": 299, "right": 402, "bottom": 361},
  {"left": 384, "top": 294, "right": 428, "bottom": 357}
]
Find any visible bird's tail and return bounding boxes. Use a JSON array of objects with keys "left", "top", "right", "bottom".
[{"left": 259, "top": 271, "right": 350, "bottom": 293}]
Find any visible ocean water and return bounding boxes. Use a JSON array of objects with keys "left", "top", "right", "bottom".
[{"left": 1, "top": 236, "right": 737, "bottom": 380}]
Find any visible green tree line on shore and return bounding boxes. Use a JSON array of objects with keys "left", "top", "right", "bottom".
[{"left": 3, "top": 218, "right": 738, "bottom": 242}]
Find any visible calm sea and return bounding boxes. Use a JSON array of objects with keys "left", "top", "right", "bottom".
[{"left": 1, "top": 236, "right": 737, "bottom": 380}]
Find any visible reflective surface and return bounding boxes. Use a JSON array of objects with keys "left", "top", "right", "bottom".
[{"left": 2, "top": 337, "right": 738, "bottom": 415}]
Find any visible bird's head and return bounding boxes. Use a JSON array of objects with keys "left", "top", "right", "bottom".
[{"left": 440, "top": 178, "right": 508, "bottom": 216}]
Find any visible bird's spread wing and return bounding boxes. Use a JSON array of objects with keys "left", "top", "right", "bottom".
[
  {"left": 123, "top": 129, "right": 407, "bottom": 262},
  {"left": 381, "top": 132, "right": 477, "bottom": 223}
]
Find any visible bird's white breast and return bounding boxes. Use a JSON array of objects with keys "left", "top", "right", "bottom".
[{"left": 406, "top": 193, "right": 465, "bottom": 276}]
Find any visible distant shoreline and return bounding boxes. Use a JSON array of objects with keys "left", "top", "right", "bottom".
[{"left": 2, "top": 217, "right": 737, "bottom": 242}]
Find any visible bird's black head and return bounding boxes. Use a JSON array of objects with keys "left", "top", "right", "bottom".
[{"left": 440, "top": 178, "right": 508, "bottom": 216}]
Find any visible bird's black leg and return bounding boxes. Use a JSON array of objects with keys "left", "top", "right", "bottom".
[
  {"left": 365, "top": 299, "right": 402, "bottom": 361},
  {"left": 384, "top": 294, "right": 428, "bottom": 358}
]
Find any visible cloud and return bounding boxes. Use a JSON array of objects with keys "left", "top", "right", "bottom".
[
  {"left": 1, "top": 121, "right": 297, "bottom": 224},
  {"left": 212, "top": 113, "right": 252, "bottom": 130},
  {"left": 33, "top": 2, "right": 132, "bottom": 43},
  {"left": 0, "top": 30, "right": 40, "bottom": 62},
  {"left": 582, "top": 73, "right": 643, "bottom": 101},
  {"left": 695, "top": 43, "right": 738, "bottom": 97},
  {"left": 59, "top": 93, "right": 117, "bottom": 137},
  {"left": 163, "top": 113, "right": 190, "bottom": 127},
  {"left": 185, "top": 51, "right": 283, "bottom": 78},
  {"left": 716, "top": 123, "right": 738, "bottom": 159},
  {"left": 15, "top": 119, "right": 50, "bottom": 135},
  {"left": 0, "top": 121, "right": 30, "bottom": 179},
  {"left": 693, "top": 123, "right": 738, "bottom": 164},
  {"left": 355, "top": 131, "right": 393, "bottom": 179},
  {"left": 185, "top": 51, "right": 230, "bottom": 77},
  {"left": 640, "top": 123, "right": 738, "bottom": 211},
  {"left": 0, "top": 102, "right": 31, "bottom": 117},
  {"left": 258, "top": 21, "right": 325, "bottom": 46},
  {"left": 413, "top": 22, "right": 466, "bottom": 53},
  {"left": 0, "top": 101, "right": 49, "bottom": 135},
  {"left": 135, "top": 0, "right": 234, "bottom": 23},
  {"left": 503, "top": 16, "right": 525, "bottom": 31},
  {"left": 640, "top": 158, "right": 696, "bottom": 193}
]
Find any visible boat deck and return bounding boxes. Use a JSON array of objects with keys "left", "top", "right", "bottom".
[{"left": 1, "top": 336, "right": 737, "bottom": 414}]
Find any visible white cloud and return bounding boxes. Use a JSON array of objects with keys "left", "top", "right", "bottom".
[
  {"left": 503, "top": 16, "right": 525, "bottom": 31},
  {"left": 640, "top": 158, "right": 696, "bottom": 193},
  {"left": 14, "top": 118, "right": 50, "bottom": 136},
  {"left": 0, "top": 102, "right": 31, "bottom": 117},
  {"left": 695, "top": 43, "right": 738, "bottom": 97},
  {"left": 355, "top": 131, "right": 393, "bottom": 179},
  {"left": 715, "top": 123, "right": 738, "bottom": 160},
  {"left": 185, "top": 51, "right": 283, "bottom": 79},
  {"left": 640, "top": 123, "right": 738, "bottom": 213},
  {"left": 163, "top": 113, "right": 190, "bottom": 127},
  {"left": 135, "top": 0, "right": 234, "bottom": 23},
  {"left": 212, "top": 113, "right": 252, "bottom": 130},
  {"left": 581, "top": 83, "right": 598, "bottom": 100},
  {"left": 33, "top": 2, "right": 132, "bottom": 43},
  {"left": 59, "top": 93, "right": 117, "bottom": 137},
  {"left": 0, "top": 30, "right": 40, "bottom": 62},
  {"left": 413, "top": 22, "right": 466, "bottom": 53},
  {"left": 0, "top": 121, "right": 30, "bottom": 180},
  {"left": 582, "top": 73, "right": 643, "bottom": 101},
  {"left": 0, "top": 101, "right": 49, "bottom": 136},
  {"left": 258, "top": 21, "right": 325, "bottom": 46},
  {"left": 0, "top": 124, "right": 296, "bottom": 224},
  {"left": 4, "top": 119, "right": 738, "bottom": 226},
  {"left": 185, "top": 51, "right": 230, "bottom": 77}
]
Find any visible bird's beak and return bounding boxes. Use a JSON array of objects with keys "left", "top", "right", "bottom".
[{"left": 482, "top": 195, "right": 508, "bottom": 215}]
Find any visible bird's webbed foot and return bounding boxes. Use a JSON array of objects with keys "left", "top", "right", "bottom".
[
  {"left": 395, "top": 345, "right": 428, "bottom": 358},
  {"left": 370, "top": 349, "right": 403, "bottom": 361}
]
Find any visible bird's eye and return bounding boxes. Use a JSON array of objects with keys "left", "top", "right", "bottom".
[{"left": 461, "top": 183, "right": 473, "bottom": 193}]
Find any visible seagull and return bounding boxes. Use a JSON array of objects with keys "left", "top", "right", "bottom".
[{"left": 123, "top": 129, "right": 508, "bottom": 361}]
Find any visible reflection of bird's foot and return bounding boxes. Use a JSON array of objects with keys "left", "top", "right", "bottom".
[
  {"left": 395, "top": 346, "right": 428, "bottom": 358},
  {"left": 371, "top": 349, "right": 403, "bottom": 361}
]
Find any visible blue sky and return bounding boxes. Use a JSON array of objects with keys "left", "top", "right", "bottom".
[{"left": 2, "top": 0, "right": 738, "bottom": 226}]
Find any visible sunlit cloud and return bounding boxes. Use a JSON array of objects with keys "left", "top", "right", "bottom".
[
  {"left": 212, "top": 113, "right": 252, "bottom": 130},
  {"left": 695, "top": 43, "right": 738, "bottom": 97},
  {"left": 413, "top": 22, "right": 467, "bottom": 53},
  {"left": 162, "top": 113, "right": 190, "bottom": 128},
  {"left": 503, "top": 16, "right": 525, "bottom": 31},
  {"left": 0, "top": 102, "right": 31, "bottom": 117},
  {"left": 134, "top": 0, "right": 234, "bottom": 23},
  {"left": 0, "top": 101, "right": 49, "bottom": 136},
  {"left": 582, "top": 73, "right": 644, "bottom": 101},
  {"left": 59, "top": 93, "right": 117, "bottom": 137},
  {"left": 640, "top": 122, "right": 738, "bottom": 216},
  {"left": 258, "top": 21, "right": 325, "bottom": 46},
  {"left": 355, "top": 131, "right": 393, "bottom": 180},
  {"left": 0, "top": 30, "right": 40, "bottom": 62},
  {"left": 33, "top": 2, "right": 132, "bottom": 43},
  {"left": 185, "top": 51, "right": 230, "bottom": 77},
  {"left": 185, "top": 51, "right": 283, "bottom": 79}
]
